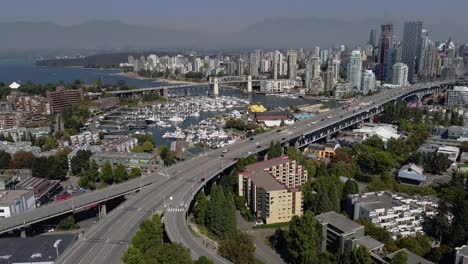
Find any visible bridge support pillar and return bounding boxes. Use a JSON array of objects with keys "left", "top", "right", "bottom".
[
  {"left": 247, "top": 75, "right": 253, "bottom": 94},
  {"left": 212, "top": 77, "right": 219, "bottom": 96},
  {"left": 99, "top": 204, "right": 107, "bottom": 220},
  {"left": 20, "top": 227, "right": 27, "bottom": 238}
]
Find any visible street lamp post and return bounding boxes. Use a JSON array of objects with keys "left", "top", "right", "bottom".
[{"left": 53, "top": 239, "right": 62, "bottom": 258}]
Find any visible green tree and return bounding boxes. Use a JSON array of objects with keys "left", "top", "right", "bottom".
[
  {"left": 142, "top": 141, "right": 155, "bottom": 152},
  {"left": 355, "top": 219, "right": 396, "bottom": 250},
  {"left": 268, "top": 141, "right": 281, "bottom": 158},
  {"left": 222, "top": 192, "right": 237, "bottom": 236},
  {"left": 114, "top": 164, "right": 129, "bottom": 182},
  {"left": 121, "top": 246, "right": 145, "bottom": 264},
  {"left": 56, "top": 215, "right": 78, "bottom": 230},
  {"left": 205, "top": 184, "right": 227, "bottom": 238},
  {"left": 342, "top": 178, "right": 359, "bottom": 200},
  {"left": 390, "top": 250, "right": 408, "bottom": 264},
  {"left": 130, "top": 167, "right": 142, "bottom": 179},
  {"left": 218, "top": 230, "right": 255, "bottom": 264},
  {"left": 31, "top": 156, "right": 66, "bottom": 180},
  {"left": 131, "top": 215, "right": 163, "bottom": 254},
  {"left": 0, "top": 151, "right": 11, "bottom": 170},
  {"left": 159, "top": 146, "right": 176, "bottom": 165},
  {"left": 42, "top": 136, "right": 59, "bottom": 151},
  {"left": 144, "top": 243, "right": 193, "bottom": 264},
  {"left": 328, "top": 184, "right": 341, "bottom": 212},
  {"left": 286, "top": 211, "right": 320, "bottom": 263},
  {"left": 101, "top": 161, "right": 114, "bottom": 184},
  {"left": 194, "top": 256, "right": 214, "bottom": 264},
  {"left": 316, "top": 162, "right": 328, "bottom": 177},
  {"left": 194, "top": 192, "right": 208, "bottom": 226},
  {"left": 354, "top": 144, "right": 396, "bottom": 174},
  {"left": 363, "top": 135, "right": 385, "bottom": 150},
  {"left": 70, "top": 150, "right": 93, "bottom": 175},
  {"left": 349, "top": 246, "right": 371, "bottom": 264},
  {"left": 396, "top": 233, "right": 431, "bottom": 257},
  {"left": 430, "top": 153, "right": 450, "bottom": 175}
]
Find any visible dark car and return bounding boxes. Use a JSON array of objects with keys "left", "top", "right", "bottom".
[
  {"left": 276, "top": 129, "right": 282, "bottom": 133},
  {"left": 249, "top": 137, "right": 254, "bottom": 141},
  {"left": 257, "top": 145, "right": 261, "bottom": 148},
  {"left": 200, "top": 178, "right": 205, "bottom": 182}
]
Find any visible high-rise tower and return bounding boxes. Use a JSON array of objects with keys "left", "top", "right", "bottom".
[
  {"left": 402, "top": 21, "right": 423, "bottom": 83},
  {"left": 347, "top": 50, "right": 362, "bottom": 90},
  {"left": 378, "top": 24, "right": 394, "bottom": 81}
]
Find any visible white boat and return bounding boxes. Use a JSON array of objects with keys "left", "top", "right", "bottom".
[
  {"left": 190, "top": 112, "right": 200, "bottom": 117},
  {"left": 145, "top": 116, "right": 159, "bottom": 124},
  {"left": 168, "top": 116, "right": 184, "bottom": 122}
]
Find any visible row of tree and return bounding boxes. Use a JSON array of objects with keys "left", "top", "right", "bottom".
[
  {"left": 0, "top": 150, "right": 68, "bottom": 180},
  {"left": 194, "top": 183, "right": 237, "bottom": 239},
  {"left": 122, "top": 214, "right": 213, "bottom": 264},
  {"left": 224, "top": 119, "right": 264, "bottom": 136}
]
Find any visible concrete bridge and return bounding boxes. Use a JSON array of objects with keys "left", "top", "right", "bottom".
[{"left": 106, "top": 75, "right": 258, "bottom": 98}]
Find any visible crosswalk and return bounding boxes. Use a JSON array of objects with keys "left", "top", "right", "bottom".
[{"left": 166, "top": 207, "right": 186, "bottom": 213}]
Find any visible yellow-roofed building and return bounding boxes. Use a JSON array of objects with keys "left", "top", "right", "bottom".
[{"left": 248, "top": 104, "right": 267, "bottom": 113}]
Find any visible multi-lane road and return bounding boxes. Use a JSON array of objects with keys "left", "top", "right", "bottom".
[{"left": 41, "top": 80, "right": 453, "bottom": 263}]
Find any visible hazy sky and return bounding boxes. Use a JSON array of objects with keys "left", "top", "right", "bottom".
[{"left": 2, "top": 0, "right": 467, "bottom": 32}]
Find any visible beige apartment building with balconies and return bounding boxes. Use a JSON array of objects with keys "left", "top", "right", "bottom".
[{"left": 238, "top": 156, "right": 308, "bottom": 224}]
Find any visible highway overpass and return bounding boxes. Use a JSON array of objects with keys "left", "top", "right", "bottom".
[{"left": 0, "top": 80, "right": 449, "bottom": 263}]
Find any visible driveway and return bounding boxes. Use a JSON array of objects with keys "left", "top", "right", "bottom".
[{"left": 237, "top": 213, "right": 286, "bottom": 264}]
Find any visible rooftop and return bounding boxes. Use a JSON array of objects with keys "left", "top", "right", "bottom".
[
  {"left": 398, "top": 163, "right": 426, "bottom": 182},
  {"left": 242, "top": 171, "right": 286, "bottom": 191},
  {"left": 387, "top": 249, "right": 434, "bottom": 264},
  {"left": 92, "top": 151, "right": 157, "bottom": 160},
  {"left": 353, "top": 236, "right": 384, "bottom": 251},
  {"left": 349, "top": 191, "right": 438, "bottom": 213},
  {"left": 316, "top": 211, "right": 363, "bottom": 235},
  {"left": 0, "top": 234, "right": 76, "bottom": 263},
  {"left": 0, "top": 190, "right": 33, "bottom": 206},
  {"left": 242, "top": 156, "right": 294, "bottom": 191}
]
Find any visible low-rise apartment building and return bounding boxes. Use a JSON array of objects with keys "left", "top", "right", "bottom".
[
  {"left": 316, "top": 211, "right": 434, "bottom": 264},
  {"left": 0, "top": 127, "right": 50, "bottom": 142},
  {"left": 238, "top": 156, "right": 308, "bottom": 224},
  {"left": 437, "top": 145, "right": 460, "bottom": 163},
  {"left": 99, "top": 136, "right": 137, "bottom": 152},
  {"left": 316, "top": 211, "right": 366, "bottom": 254},
  {"left": 304, "top": 141, "right": 341, "bottom": 159},
  {"left": 346, "top": 191, "right": 438, "bottom": 239},
  {"left": 69, "top": 131, "right": 100, "bottom": 146},
  {"left": 0, "top": 190, "right": 36, "bottom": 218},
  {"left": 7, "top": 92, "right": 50, "bottom": 115},
  {"left": 91, "top": 152, "right": 160, "bottom": 173},
  {"left": 259, "top": 79, "right": 302, "bottom": 93}
]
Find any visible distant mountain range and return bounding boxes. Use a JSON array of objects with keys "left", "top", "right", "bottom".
[{"left": 1, "top": 18, "right": 467, "bottom": 54}]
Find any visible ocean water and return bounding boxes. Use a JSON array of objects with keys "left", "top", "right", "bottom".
[{"left": 0, "top": 59, "right": 166, "bottom": 87}]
